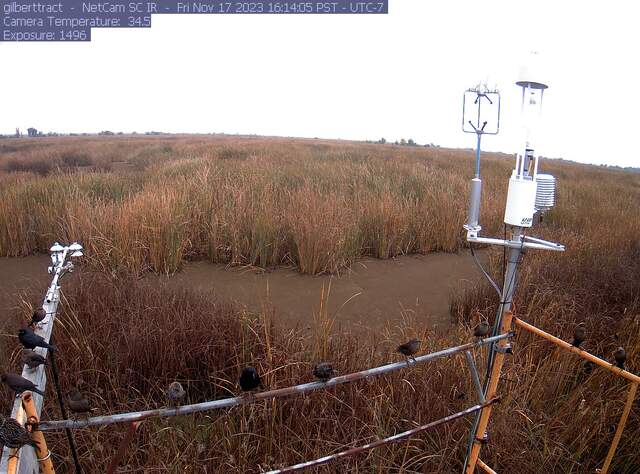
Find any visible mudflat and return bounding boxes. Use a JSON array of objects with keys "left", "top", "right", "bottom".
[
  {"left": 1, "top": 252, "right": 484, "bottom": 332},
  {"left": 149, "top": 252, "right": 484, "bottom": 332}
]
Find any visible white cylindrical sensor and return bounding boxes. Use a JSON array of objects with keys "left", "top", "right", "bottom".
[
  {"left": 465, "top": 178, "right": 482, "bottom": 230},
  {"left": 504, "top": 176, "right": 537, "bottom": 227}
]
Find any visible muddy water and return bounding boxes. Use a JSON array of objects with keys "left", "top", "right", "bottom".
[
  {"left": 0, "top": 253, "right": 485, "bottom": 332},
  {"left": 0, "top": 256, "right": 53, "bottom": 320}
]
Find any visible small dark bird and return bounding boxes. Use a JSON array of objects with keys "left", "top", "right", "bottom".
[
  {"left": 313, "top": 362, "right": 335, "bottom": 382},
  {"left": 21, "top": 350, "right": 47, "bottom": 369},
  {"left": 1, "top": 373, "right": 45, "bottom": 396},
  {"left": 474, "top": 322, "right": 490, "bottom": 339},
  {"left": 17, "top": 328, "right": 56, "bottom": 352},
  {"left": 614, "top": 347, "right": 627, "bottom": 369},
  {"left": 29, "top": 308, "right": 47, "bottom": 327},
  {"left": 0, "top": 415, "right": 39, "bottom": 450},
  {"left": 67, "top": 389, "right": 92, "bottom": 416},
  {"left": 582, "top": 361, "right": 595, "bottom": 376},
  {"left": 239, "top": 366, "right": 261, "bottom": 393},
  {"left": 396, "top": 339, "right": 421, "bottom": 363},
  {"left": 572, "top": 324, "right": 586, "bottom": 348},
  {"left": 166, "top": 381, "right": 186, "bottom": 407}
]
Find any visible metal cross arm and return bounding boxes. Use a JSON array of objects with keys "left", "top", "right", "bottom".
[{"left": 36, "top": 334, "right": 513, "bottom": 432}]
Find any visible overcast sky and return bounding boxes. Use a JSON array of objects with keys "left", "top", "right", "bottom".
[{"left": 2, "top": 1, "right": 639, "bottom": 167}]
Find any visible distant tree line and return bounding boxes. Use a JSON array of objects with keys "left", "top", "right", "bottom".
[{"left": 365, "top": 137, "right": 438, "bottom": 148}]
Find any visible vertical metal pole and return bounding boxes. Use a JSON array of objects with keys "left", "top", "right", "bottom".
[
  {"left": 465, "top": 351, "right": 485, "bottom": 404},
  {"left": 475, "top": 132, "right": 482, "bottom": 178},
  {"left": 1, "top": 243, "right": 82, "bottom": 474},
  {"left": 463, "top": 228, "right": 522, "bottom": 472}
]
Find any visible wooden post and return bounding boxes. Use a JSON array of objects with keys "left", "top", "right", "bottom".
[
  {"left": 597, "top": 382, "right": 638, "bottom": 474},
  {"left": 21, "top": 392, "right": 55, "bottom": 474},
  {"left": 465, "top": 310, "right": 513, "bottom": 473}
]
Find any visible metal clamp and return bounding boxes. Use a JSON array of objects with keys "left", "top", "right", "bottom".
[
  {"left": 36, "top": 450, "right": 52, "bottom": 462},
  {"left": 494, "top": 343, "right": 513, "bottom": 354}
]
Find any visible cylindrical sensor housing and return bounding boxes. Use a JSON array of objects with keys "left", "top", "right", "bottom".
[
  {"left": 465, "top": 178, "right": 482, "bottom": 230},
  {"left": 504, "top": 176, "right": 537, "bottom": 227}
]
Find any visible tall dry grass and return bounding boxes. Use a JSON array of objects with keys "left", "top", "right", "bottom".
[
  {"left": 0, "top": 136, "right": 500, "bottom": 275},
  {"left": 1, "top": 275, "right": 475, "bottom": 472}
]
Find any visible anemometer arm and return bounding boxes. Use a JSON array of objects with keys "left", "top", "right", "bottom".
[
  {"left": 467, "top": 120, "right": 488, "bottom": 133},
  {"left": 467, "top": 233, "right": 565, "bottom": 252}
]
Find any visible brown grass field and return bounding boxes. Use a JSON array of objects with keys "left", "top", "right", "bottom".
[{"left": 0, "top": 135, "right": 639, "bottom": 472}]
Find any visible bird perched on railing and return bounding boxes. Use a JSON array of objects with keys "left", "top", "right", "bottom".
[
  {"left": 614, "top": 347, "right": 627, "bottom": 369},
  {"left": 313, "top": 362, "right": 335, "bottom": 382},
  {"left": 473, "top": 322, "right": 490, "bottom": 340},
  {"left": 0, "top": 414, "right": 39, "bottom": 450},
  {"left": 1, "top": 373, "right": 45, "bottom": 396},
  {"left": 166, "top": 381, "right": 186, "bottom": 407},
  {"left": 239, "top": 366, "right": 262, "bottom": 395},
  {"left": 67, "top": 388, "right": 92, "bottom": 417},
  {"left": 396, "top": 339, "right": 421, "bottom": 363},
  {"left": 29, "top": 308, "right": 47, "bottom": 328},
  {"left": 21, "top": 350, "right": 47, "bottom": 369},
  {"left": 572, "top": 324, "right": 586, "bottom": 348},
  {"left": 18, "top": 327, "right": 56, "bottom": 352}
]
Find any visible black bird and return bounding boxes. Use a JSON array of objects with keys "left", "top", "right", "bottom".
[
  {"left": 397, "top": 339, "right": 421, "bottom": 363},
  {"left": 0, "top": 415, "right": 39, "bottom": 450},
  {"left": 614, "top": 347, "right": 627, "bottom": 369},
  {"left": 572, "top": 324, "right": 586, "bottom": 348},
  {"left": 21, "top": 350, "right": 47, "bottom": 369},
  {"left": 29, "top": 308, "right": 47, "bottom": 327},
  {"left": 17, "top": 327, "right": 56, "bottom": 352},
  {"left": 583, "top": 361, "right": 595, "bottom": 376},
  {"left": 166, "top": 381, "right": 186, "bottom": 407},
  {"left": 474, "top": 322, "right": 490, "bottom": 340},
  {"left": 239, "top": 367, "right": 261, "bottom": 393},
  {"left": 313, "top": 362, "right": 335, "bottom": 382},
  {"left": 1, "top": 373, "right": 45, "bottom": 396},
  {"left": 67, "top": 388, "right": 92, "bottom": 416}
]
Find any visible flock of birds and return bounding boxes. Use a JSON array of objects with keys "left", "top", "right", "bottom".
[{"left": 0, "top": 311, "right": 630, "bottom": 457}]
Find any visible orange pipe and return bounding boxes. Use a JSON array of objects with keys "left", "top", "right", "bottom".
[
  {"left": 106, "top": 422, "right": 141, "bottom": 474},
  {"left": 477, "top": 458, "right": 498, "bottom": 474},
  {"left": 512, "top": 317, "right": 640, "bottom": 384},
  {"left": 598, "top": 382, "right": 638, "bottom": 474},
  {"left": 22, "top": 392, "right": 56, "bottom": 474}
]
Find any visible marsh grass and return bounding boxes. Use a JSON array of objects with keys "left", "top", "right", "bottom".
[
  {"left": 0, "top": 136, "right": 639, "bottom": 472},
  {"left": 0, "top": 136, "right": 512, "bottom": 274}
]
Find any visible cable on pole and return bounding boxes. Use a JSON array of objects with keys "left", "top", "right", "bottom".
[{"left": 48, "top": 335, "right": 82, "bottom": 474}]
